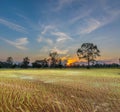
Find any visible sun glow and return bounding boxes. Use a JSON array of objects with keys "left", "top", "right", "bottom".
[{"left": 66, "top": 57, "right": 79, "bottom": 66}]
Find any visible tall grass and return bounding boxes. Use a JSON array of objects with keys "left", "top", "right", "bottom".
[{"left": 0, "top": 69, "right": 120, "bottom": 112}]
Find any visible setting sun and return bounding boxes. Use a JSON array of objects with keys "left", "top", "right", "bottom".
[{"left": 66, "top": 57, "right": 79, "bottom": 66}]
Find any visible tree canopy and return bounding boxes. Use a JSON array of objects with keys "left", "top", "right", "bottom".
[
  {"left": 49, "top": 51, "right": 58, "bottom": 67},
  {"left": 77, "top": 43, "right": 100, "bottom": 68}
]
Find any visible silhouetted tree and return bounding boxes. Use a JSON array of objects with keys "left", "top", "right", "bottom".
[
  {"left": 43, "top": 58, "right": 48, "bottom": 67},
  {"left": 57, "top": 59, "right": 63, "bottom": 68},
  {"left": 32, "top": 58, "right": 48, "bottom": 68},
  {"left": 6, "top": 57, "right": 13, "bottom": 68},
  {"left": 49, "top": 51, "right": 58, "bottom": 67},
  {"left": 77, "top": 43, "right": 100, "bottom": 68},
  {"left": 6, "top": 57, "right": 13, "bottom": 65},
  {"left": 21, "top": 57, "right": 30, "bottom": 68}
]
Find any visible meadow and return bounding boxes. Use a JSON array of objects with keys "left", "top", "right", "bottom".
[{"left": 0, "top": 69, "right": 120, "bottom": 112}]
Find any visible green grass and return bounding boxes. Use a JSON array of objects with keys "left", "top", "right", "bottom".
[{"left": 0, "top": 69, "right": 120, "bottom": 112}]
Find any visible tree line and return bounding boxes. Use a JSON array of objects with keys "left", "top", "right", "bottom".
[{"left": 0, "top": 43, "right": 119, "bottom": 69}]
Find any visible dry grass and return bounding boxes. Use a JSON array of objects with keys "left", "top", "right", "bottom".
[{"left": 0, "top": 69, "right": 120, "bottom": 112}]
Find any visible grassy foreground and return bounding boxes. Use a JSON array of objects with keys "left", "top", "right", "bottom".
[{"left": 0, "top": 69, "right": 120, "bottom": 112}]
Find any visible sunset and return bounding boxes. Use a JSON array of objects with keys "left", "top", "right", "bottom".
[
  {"left": 0, "top": 0, "right": 120, "bottom": 63},
  {"left": 0, "top": 0, "right": 120, "bottom": 112}
]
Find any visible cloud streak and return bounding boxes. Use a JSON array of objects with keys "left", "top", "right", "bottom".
[
  {"left": 79, "top": 18, "right": 101, "bottom": 34},
  {"left": 51, "top": 31, "right": 72, "bottom": 42},
  {"left": 41, "top": 25, "right": 55, "bottom": 35},
  {"left": 2, "top": 37, "right": 29, "bottom": 50},
  {"left": 69, "top": 9, "right": 92, "bottom": 24},
  {"left": 55, "top": 0, "right": 75, "bottom": 11},
  {"left": 37, "top": 36, "right": 53, "bottom": 45},
  {"left": 51, "top": 47, "right": 68, "bottom": 55},
  {"left": 0, "top": 18, "right": 28, "bottom": 34},
  {"left": 78, "top": 8, "right": 120, "bottom": 35}
]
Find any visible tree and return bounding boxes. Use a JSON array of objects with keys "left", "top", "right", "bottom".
[
  {"left": 6, "top": 57, "right": 13, "bottom": 68},
  {"left": 58, "top": 59, "right": 62, "bottom": 68},
  {"left": 6, "top": 57, "right": 13, "bottom": 65},
  {"left": 77, "top": 43, "right": 100, "bottom": 68},
  {"left": 32, "top": 58, "right": 48, "bottom": 68},
  {"left": 21, "top": 57, "right": 30, "bottom": 68},
  {"left": 49, "top": 51, "right": 58, "bottom": 67}
]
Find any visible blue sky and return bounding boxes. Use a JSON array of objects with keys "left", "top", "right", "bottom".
[{"left": 0, "top": 0, "right": 120, "bottom": 63}]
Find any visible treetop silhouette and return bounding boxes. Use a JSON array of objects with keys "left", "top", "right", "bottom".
[{"left": 77, "top": 43, "right": 100, "bottom": 68}]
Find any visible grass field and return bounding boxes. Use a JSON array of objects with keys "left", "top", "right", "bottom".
[{"left": 0, "top": 69, "right": 120, "bottom": 112}]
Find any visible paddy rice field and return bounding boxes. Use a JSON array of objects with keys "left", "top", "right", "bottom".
[{"left": 0, "top": 68, "right": 120, "bottom": 112}]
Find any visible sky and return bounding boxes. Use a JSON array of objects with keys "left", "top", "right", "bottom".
[{"left": 0, "top": 0, "right": 120, "bottom": 63}]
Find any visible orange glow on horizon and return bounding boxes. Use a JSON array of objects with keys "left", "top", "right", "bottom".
[
  {"left": 67, "top": 58, "right": 77, "bottom": 66},
  {"left": 61, "top": 56, "right": 116, "bottom": 66},
  {"left": 61, "top": 56, "right": 80, "bottom": 66}
]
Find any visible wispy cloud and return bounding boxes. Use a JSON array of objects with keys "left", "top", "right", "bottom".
[
  {"left": 1, "top": 37, "right": 29, "bottom": 50},
  {"left": 51, "top": 31, "right": 72, "bottom": 42},
  {"left": 78, "top": 8, "right": 120, "bottom": 35},
  {"left": 39, "top": 25, "right": 72, "bottom": 45},
  {"left": 51, "top": 47, "right": 68, "bottom": 55},
  {"left": 64, "top": 0, "right": 120, "bottom": 35},
  {"left": 79, "top": 18, "right": 101, "bottom": 34},
  {"left": 69, "top": 9, "right": 92, "bottom": 24},
  {"left": 37, "top": 36, "right": 53, "bottom": 45},
  {"left": 0, "top": 18, "right": 28, "bottom": 34},
  {"left": 39, "top": 46, "right": 50, "bottom": 54},
  {"left": 41, "top": 25, "right": 55, "bottom": 35},
  {"left": 55, "top": 0, "right": 75, "bottom": 11}
]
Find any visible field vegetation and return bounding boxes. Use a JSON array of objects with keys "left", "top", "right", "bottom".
[{"left": 0, "top": 69, "right": 120, "bottom": 112}]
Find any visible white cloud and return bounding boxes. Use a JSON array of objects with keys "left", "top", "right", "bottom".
[
  {"left": 79, "top": 8, "right": 120, "bottom": 35},
  {"left": 66, "top": 0, "right": 120, "bottom": 35},
  {"left": 37, "top": 36, "right": 53, "bottom": 45},
  {"left": 51, "top": 47, "right": 68, "bottom": 54},
  {"left": 41, "top": 25, "right": 54, "bottom": 35},
  {"left": 55, "top": 0, "right": 75, "bottom": 11},
  {"left": 0, "top": 18, "right": 28, "bottom": 34},
  {"left": 2, "top": 37, "right": 29, "bottom": 50},
  {"left": 39, "top": 46, "right": 50, "bottom": 53},
  {"left": 69, "top": 9, "right": 92, "bottom": 24},
  {"left": 80, "top": 18, "right": 101, "bottom": 34},
  {"left": 51, "top": 32, "right": 72, "bottom": 42}
]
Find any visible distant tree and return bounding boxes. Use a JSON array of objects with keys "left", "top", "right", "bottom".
[
  {"left": 77, "top": 43, "right": 100, "bottom": 69},
  {"left": 6, "top": 57, "right": 13, "bottom": 65},
  {"left": 32, "top": 58, "right": 48, "bottom": 68},
  {"left": 43, "top": 58, "right": 48, "bottom": 67},
  {"left": 49, "top": 51, "right": 58, "bottom": 67},
  {"left": 21, "top": 57, "right": 30, "bottom": 68},
  {"left": 57, "top": 59, "right": 63, "bottom": 68},
  {"left": 6, "top": 57, "right": 14, "bottom": 68},
  {"left": 12, "top": 63, "right": 17, "bottom": 68},
  {"left": 119, "top": 58, "right": 120, "bottom": 65}
]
